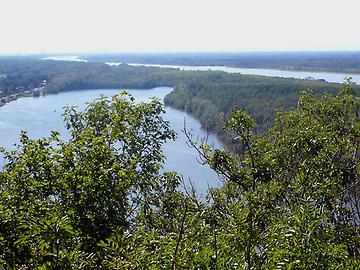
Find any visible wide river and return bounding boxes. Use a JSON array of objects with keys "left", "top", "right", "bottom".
[
  {"left": 125, "top": 63, "right": 360, "bottom": 84},
  {"left": 0, "top": 87, "right": 222, "bottom": 197}
]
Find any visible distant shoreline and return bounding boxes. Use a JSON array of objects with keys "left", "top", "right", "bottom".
[
  {"left": 35, "top": 53, "right": 360, "bottom": 75},
  {"left": 126, "top": 63, "right": 360, "bottom": 75},
  {"left": 125, "top": 63, "right": 359, "bottom": 84},
  {"left": 0, "top": 87, "right": 45, "bottom": 108},
  {"left": 80, "top": 51, "right": 360, "bottom": 75}
]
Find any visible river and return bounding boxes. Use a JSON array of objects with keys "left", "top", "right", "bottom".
[
  {"left": 43, "top": 55, "right": 360, "bottom": 84},
  {"left": 126, "top": 63, "right": 360, "bottom": 84},
  {"left": 42, "top": 55, "right": 87, "bottom": 62},
  {"left": 0, "top": 87, "right": 222, "bottom": 197}
]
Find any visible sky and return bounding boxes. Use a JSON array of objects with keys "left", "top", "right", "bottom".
[{"left": 0, "top": 0, "right": 359, "bottom": 54}]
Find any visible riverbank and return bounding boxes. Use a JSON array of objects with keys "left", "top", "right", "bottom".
[{"left": 0, "top": 87, "right": 45, "bottom": 107}]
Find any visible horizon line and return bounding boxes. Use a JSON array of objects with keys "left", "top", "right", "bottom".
[{"left": 1, "top": 50, "right": 360, "bottom": 56}]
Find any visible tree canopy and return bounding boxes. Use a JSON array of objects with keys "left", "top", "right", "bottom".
[{"left": 0, "top": 81, "right": 359, "bottom": 269}]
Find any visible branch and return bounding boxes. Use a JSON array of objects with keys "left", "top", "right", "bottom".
[{"left": 171, "top": 203, "right": 188, "bottom": 270}]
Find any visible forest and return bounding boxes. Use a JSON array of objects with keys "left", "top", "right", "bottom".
[
  {"left": 0, "top": 80, "right": 359, "bottom": 269},
  {"left": 164, "top": 74, "right": 344, "bottom": 146}
]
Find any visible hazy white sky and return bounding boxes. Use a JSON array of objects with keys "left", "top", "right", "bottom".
[{"left": 0, "top": 0, "right": 359, "bottom": 54}]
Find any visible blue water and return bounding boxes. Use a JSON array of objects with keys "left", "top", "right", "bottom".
[{"left": 0, "top": 87, "right": 222, "bottom": 197}]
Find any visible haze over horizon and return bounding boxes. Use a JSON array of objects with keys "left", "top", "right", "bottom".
[{"left": 0, "top": 0, "right": 359, "bottom": 54}]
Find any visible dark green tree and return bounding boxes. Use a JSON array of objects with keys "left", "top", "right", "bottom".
[
  {"left": 194, "top": 79, "right": 360, "bottom": 269},
  {"left": 0, "top": 92, "right": 177, "bottom": 268}
]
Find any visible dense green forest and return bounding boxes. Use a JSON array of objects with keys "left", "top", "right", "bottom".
[
  {"left": 83, "top": 51, "right": 360, "bottom": 74},
  {"left": 0, "top": 81, "right": 359, "bottom": 268},
  {"left": 164, "top": 75, "right": 344, "bottom": 146}
]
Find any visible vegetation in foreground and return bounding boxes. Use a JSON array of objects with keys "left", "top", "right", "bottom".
[{"left": 0, "top": 81, "right": 359, "bottom": 269}]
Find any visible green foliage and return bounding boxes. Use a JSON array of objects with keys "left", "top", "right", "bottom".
[
  {"left": 0, "top": 81, "right": 359, "bottom": 269},
  {"left": 0, "top": 92, "right": 177, "bottom": 268},
  {"left": 164, "top": 73, "right": 347, "bottom": 146},
  {"left": 199, "top": 80, "right": 360, "bottom": 269}
]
